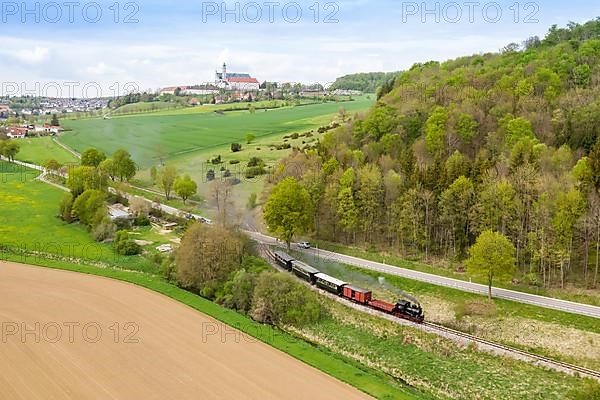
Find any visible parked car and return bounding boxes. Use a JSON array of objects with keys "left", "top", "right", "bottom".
[{"left": 298, "top": 241, "right": 311, "bottom": 249}]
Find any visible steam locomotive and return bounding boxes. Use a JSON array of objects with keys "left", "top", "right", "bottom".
[{"left": 273, "top": 250, "right": 425, "bottom": 323}]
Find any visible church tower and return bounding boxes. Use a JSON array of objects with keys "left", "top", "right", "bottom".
[{"left": 222, "top": 62, "right": 227, "bottom": 80}]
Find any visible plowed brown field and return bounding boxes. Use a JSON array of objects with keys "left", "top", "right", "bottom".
[{"left": 0, "top": 261, "right": 372, "bottom": 400}]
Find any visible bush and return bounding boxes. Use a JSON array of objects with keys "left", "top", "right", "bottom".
[
  {"left": 223, "top": 169, "right": 232, "bottom": 178},
  {"left": 59, "top": 194, "right": 74, "bottom": 223},
  {"left": 247, "top": 157, "right": 264, "bottom": 168},
  {"left": 134, "top": 215, "right": 151, "bottom": 226},
  {"left": 113, "top": 231, "right": 141, "bottom": 255},
  {"left": 245, "top": 166, "right": 266, "bottom": 179},
  {"left": 92, "top": 219, "right": 116, "bottom": 242},
  {"left": 251, "top": 271, "right": 323, "bottom": 326},
  {"left": 229, "top": 160, "right": 240, "bottom": 165},
  {"left": 231, "top": 143, "right": 242, "bottom": 152},
  {"left": 206, "top": 169, "right": 215, "bottom": 181},
  {"left": 291, "top": 132, "right": 299, "bottom": 139},
  {"left": 210, "top": 155, "right": 222, "bottom": 164}
]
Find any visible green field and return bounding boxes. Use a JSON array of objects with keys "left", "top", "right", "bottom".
[
  {"left": 15, "top": 137, "right": 80, "bottom": 166},
  {"left": 61, "top": 97, "right": 373, "bottom": 169},
  {"left": 0, "top": 162, "right": 154, "bottom": 273}
]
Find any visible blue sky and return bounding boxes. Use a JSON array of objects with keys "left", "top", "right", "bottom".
[{"left": 0, "top": 0, "right": 599, "bottom": 96}]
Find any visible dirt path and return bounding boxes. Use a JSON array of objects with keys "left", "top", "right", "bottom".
[{"left": 0, "top": 261, "right": 372, "bottom": 400}]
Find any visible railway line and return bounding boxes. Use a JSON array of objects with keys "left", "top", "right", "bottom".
[{"left": 260, "top": 245, "right": 600, "bottom": 382}]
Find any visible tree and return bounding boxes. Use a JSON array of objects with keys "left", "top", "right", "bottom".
[
  {"left": 66, "top": 166, "right": 107, "bottom": 198},
  {"left": 425, "top": 106, "right": 448, "bottom": 154},
  {"left": 231, "top": 143, "right": 242, "bottom": 152},
  {"left": 251, "top": 271, "right": 322, "bottom": 326},
  {"left": 466, "top": 231, "right": 517, "bottom": 299},
  {"left": 71, "top": 189, "right": 106, "bottom": 228},
  {"left": 440, "top": 176, "right": 475, "bottom": 257},
  {"left": 81, "top": 148, "right": 106, "bottom": 167},
  {"left": 50, "top": 114, "right": 60, "bottom": 126},
  {"left": 175, "top": 223, "right": 245, "bottom": 297},
  {"left": 158, "top": 165, "right": 178, "bottom": 200},
  {"left": 245, "top": 133, "right": 256, "bottom": 144},
  {"left": 1, "top": 140, "right": 20, "bottom": 162},
  {"left": 98, "top": 159, "right": 115, "bottom": 181},
  {"left": 589, "top": 137, "right": 600, "bottom": 191},
  {"left": 174, "top": 174, "right": 197, "bottom": 204},
  {"left": 150, "top": 166, "right": 158, "bottom": 184},
  {"left": 112, "top": 149, "right": 136, "bottom": 182},
  {"left": 44, "top": 159, "right": 62, "bottom": 174},
  {"left": 264, "top": 177, "right": 313, "bottom": 249}
]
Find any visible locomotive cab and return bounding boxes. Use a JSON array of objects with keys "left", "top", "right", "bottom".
[{"left": 396, "top": 300, "right": 424, "bottom": 321}]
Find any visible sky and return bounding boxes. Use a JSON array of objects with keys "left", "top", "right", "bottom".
[{"left": 0, "top": 0, "right": 599, "bottom": 97}]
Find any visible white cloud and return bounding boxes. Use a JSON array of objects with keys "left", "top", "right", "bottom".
[{"left": 13, "top": 46, "right": 50, "bottom": 64}]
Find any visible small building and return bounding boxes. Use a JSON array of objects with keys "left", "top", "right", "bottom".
[
  {"left": 6, "top": 127, "right": 28, "bottom": 139},
  {"left": 108, "top": 204, "right": 133, "bottom": 221}
]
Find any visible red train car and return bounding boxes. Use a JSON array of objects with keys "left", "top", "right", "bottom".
[
  {"left": 368, "top": 299, "right": 396, "bottom": 313},
  {"left": 342, "top": 285, "right": 372, "bottom": 304}
]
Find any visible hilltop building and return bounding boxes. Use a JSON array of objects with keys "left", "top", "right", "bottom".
[{"left": 215, "top": 63, "right": 260, "bottom": 91}]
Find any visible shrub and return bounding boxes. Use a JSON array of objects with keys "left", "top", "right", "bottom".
[
  {"left": 229, "top": 160, "right": 240, "bottom": 165},
  {"left": 251, "top": 271, "right": 323, "bottom": 326},
  {"left": 59, "top": 194, "right": 74, "bottom": 223},
  {"left": 231, "top": 143, "right": 242, "bottom": 152},
  {"left": 113, "top": 231, "right": 141, "bottom": 255},
  {"left": 92, "top": 219, "right": 116, "bottom": 242},
  {"left": 247, "top": 157, "right": 264, "bottom": 168},
  {"left": 206, "top": 169, "right": 215, "bottom": 181},
  {"left": 134, "top": 215, "right": 151, "bottom": 226},
  {"left": 291, "top": 132, "right": 299, "bottom": 139}
]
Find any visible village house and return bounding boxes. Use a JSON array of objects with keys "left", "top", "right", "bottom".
[{"left": 6, "top": 127, "right": 28, "bottom": 139}]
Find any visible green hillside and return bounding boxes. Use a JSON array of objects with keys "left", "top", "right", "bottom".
[
  {"left": 273, "top": 19, "right": 600, "bottom": 291},
  {"left": 61, "top": 97, "right": 373, "bottom": 169}
]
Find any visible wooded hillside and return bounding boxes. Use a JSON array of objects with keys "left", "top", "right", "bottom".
[{"left": 273, "top": 19, "right": 600, "bottom": 290}]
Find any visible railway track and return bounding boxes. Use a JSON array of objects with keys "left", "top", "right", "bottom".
[
  {"left": 260, "top": 243, "right": 600, "bottom": 381},
  {"left": 422, "top": 321, "right": 600, "bottom": 380}
]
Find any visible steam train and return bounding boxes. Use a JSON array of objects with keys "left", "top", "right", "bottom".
[{"left": 273, "top": 250, "right": 425, "bottom": 323}]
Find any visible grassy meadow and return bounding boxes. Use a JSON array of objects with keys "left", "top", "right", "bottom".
[
  {"left": 0, "top": 162, "right": 155, "bottom": 273},
  {"left": 15, "top": 137, "right": 80, "bottom": 166}
]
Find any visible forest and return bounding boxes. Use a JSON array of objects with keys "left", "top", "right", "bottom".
[
  {"left": 270, "top": 19, "right": 600, "bottom": 290},
  {"left": 329, "top": 72, "right": 399, "bottom": 93}
]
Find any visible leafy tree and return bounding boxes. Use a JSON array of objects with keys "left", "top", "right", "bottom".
[
  {"left": 251, "top": 271, "right": 322, "bottom": 326},
  {"left": 81, "top": 148, "right": 107, "bottom": 167},
  {"left": 466, "top": 231, "right": 517, "bottom": 299},
  {"left": 175, "top": 223, "right": 245, "bottom": 298},
  {"left": 589, "top": 137, "right": 600, "bottom": 191},
  {"left": 113, "top": 231, "right": 141, "bottom": 255},
  {"left": 112, "top": 149, "right": 136, "bottom": 182},
  {"left": 158, "top": 165, "right": 178, "bottom": 200},
  {"left": 264, "top": 177, "right": 313, "bottom": 249},
  {"left": 44, "top": 159, "right": 62, "bottom": 174},
  {"left": 1, "top": 140, "right": 20, "bottom": 162},
  {"left": 98, "top": 159, "right": 115, "bottom": 181},
  {"left": 246, "top": 133, "right": 256, "bottom": 144},
  {"left": 174, "top": 174, "right": 197, "bottom": 204},
  {"left": 455, "top": 114, "right": 478, "bottom": 142},
  {"left": 425, "top": 106, "right": 449, "bottom": 154},
  {"left": 440, "top": 176, "right": 475, "bottom": 257},
  {"left": 50, "top": 114, "right": 60, "bottom": 126},
  {"left": 71, "top": 189, "right": 106, "bottom": 228},
  {"left": 66, "top": 166, "right": 107, "bottom": 198}
]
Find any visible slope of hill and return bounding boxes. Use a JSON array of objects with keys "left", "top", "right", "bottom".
[{"left": 275, "top": 18, "right": 600, "bottom": 291}]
